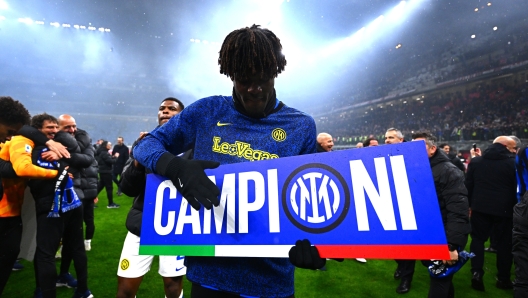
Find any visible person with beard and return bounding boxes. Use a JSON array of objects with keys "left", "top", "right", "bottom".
[
  {"left": 133, "top": 24, "right": 326, "bottom": 298},
  {"left": 439, "top": 144, "right": 465, "bottom": 173},
  {"left": 466, "top": 136, "right": 518, "bottom": 291},
  {"left": 19, "top": 113, "right": 93, "bottom": 298},
  {"left": 112, "top": 137, "right": 129, "bottom": 196},
  {"left": 116, "top": 97, "right": 186, "bottom": 298},
  {"left": 412, "top": 132, "right": 470, "bottom": 298}
]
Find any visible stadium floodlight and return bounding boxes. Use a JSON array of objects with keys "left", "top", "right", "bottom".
[
  {"left": 105, "top": 28, "right": 110, "bottom": 32},
  {"left": 18, "top": 17, "right": 33, "bottom": 25},
  {"left": 493, "top": 26, "right": 498, "bottom": 31},
  {"left": 62, "top": 23, "right": 70, "bottom": 27},
  {"left": 74, "top": 24, "right": 79, "bottom": 29},
  {"left": 50, "top": 22, "right": 60, "bottom": 27},
  {"left": 471, "top": 34, "right": 476, "bottom": 39},
  {"left": 88, "top": 26, "right": 96, "bottom": 30},
  {"left": 487, "top": 2, "right": 491, "bottom": 6},
  {"left": 474, "top": 8, "right": 478, "bottom": 12},
  {"left": 35, "top": 20, "right": 44, "bottom": 25},
  {"left": 98, "top": 27, "right": 104, "bottom": 32},
  {"left": 80, "top": 25, "right": 86, "bottom": 29}
]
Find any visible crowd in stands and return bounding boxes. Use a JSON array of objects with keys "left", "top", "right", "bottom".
[{"left": 318, "top": 81, "right": 528, "bottom": 146}]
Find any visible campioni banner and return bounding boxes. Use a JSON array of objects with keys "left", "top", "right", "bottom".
[{"left": 139, "top": 141, "right": 449, "bottom": 260}]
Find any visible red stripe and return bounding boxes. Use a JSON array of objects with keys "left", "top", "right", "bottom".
[{"left": 316, "top": 245, "right": 451, "bottom": 260}]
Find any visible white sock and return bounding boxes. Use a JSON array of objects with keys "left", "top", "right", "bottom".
[{"left": 85, "top": 239, "right": 92, "bottom": 244}]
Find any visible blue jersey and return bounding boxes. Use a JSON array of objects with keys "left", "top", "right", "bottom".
[{"left": 135, "top": 95, "right": 316, "bottom": 297}]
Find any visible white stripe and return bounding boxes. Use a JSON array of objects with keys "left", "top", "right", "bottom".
[{"left": 214, "top": 245, "right": 293, "bottom": 257}]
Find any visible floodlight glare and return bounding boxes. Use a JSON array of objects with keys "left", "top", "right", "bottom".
[
  {"left": 493, "top": 26, "right": 498, "bottom": 31},
  {"left": 88, "top": 26, "right": 96, "bottom": 30},
  {"left": 104, "top": 28, "right": 110, "bottom": 32},
  {"left": 35, "top": 21, "right": 44, "bottom": 25},
  {"left": 471, "top": 34, "right": 476, "bottom": 38},
  {"left": 74, "top": 24, "right": 79, "bottom": 29},
  {"left": 18, "top": 17, "right": 33, "bottom": 25},
  {"left": 487, "top": 2, "right": 491, "bottom": 6},
  {"left": 50, "top": 22, "right": 60, "bottom": 27},
  {"left": 80, "top": 25, "right": 86, "bottom": 29},
  {"left": 98, "top": 27, "right": 104, "bottom": 32},
  {"left": 0, "top": 0, "right": 8, "bottom": 10},
  {"left": 62, "top": 23, "right": 71, "bottom": 27},
  {"left": 474, "top": 8, "right": 478, "bottom": 12}
]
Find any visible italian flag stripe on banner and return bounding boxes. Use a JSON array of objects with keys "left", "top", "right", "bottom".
[{"left": 139, "top": 244, "right": 450, "bottom": 259}]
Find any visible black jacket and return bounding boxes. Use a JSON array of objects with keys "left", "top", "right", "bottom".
[
  {"left": 112, "top": 144, "right": 130, "bottom": 174},
  {"left": 96, "top": 141, "right": 116, "bottom": 173},
  {"left": 120, "top": 141, "right": 192, "bottom": 237},
  {"left": 514, "top": 192, "right": 528, "bottom": 234},
  {"left": 430, "top": 149, "right": 471, "bottom": 248},
  {"left": 75, "top": 129, "right": 99, "bottom": 199},
  {"left": 465, "top": 143, "right": 517, "bottom": 217},
  {"left": 447, "top": 152, "right": 466, "bottom": 174},
  {"left": 28, "top": 131, "right": 93, "bottom": 213}
]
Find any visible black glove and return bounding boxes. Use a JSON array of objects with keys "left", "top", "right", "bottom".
[
  {"left": 164, "top": 157, "right": 220, "bottom": 210},
  {"left": 289, "top": 239, "right": 326, "bottom": 270}
]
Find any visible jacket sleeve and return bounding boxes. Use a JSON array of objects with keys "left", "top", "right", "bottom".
[
  {"left": 442, "top": 166, "right": 471, "bottom": 248},
  {"left": 10, "top": 139, "right": 58, "bottom": 179},
  {"left": 0, "top": 159, "right": 17, "bottom": 178},
  {"left": 17, "top": 125, "right": 49, "bottom": 146},
  {"left": 67, "top": 152, "right": 95, "bottom": 168},
  {"left": 102, "top": 152, "right": 116, "bottom": 166},
  {"left": 120, "top": 157, "right": 146, "bottom": 197},
  {"left": 464, "top": 159, "right": 476, "bottom": 206}
]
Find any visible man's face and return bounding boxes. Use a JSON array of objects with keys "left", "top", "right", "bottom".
[
  {"left": 58, "top": 118, "right": 77, "bottom": 136},
  {"left": 117, "top": 137, "right": 123, "bottom": 145},
  {"left": 442, "top": 145, "right": 450, "bottom": 154},
  {"left": 368, "top": 140, "right": 379, "bottom": 147},
  {"left": 413, "top": 138, "right": 437, "bottom": 158},
  {"left": 39, "top": 120, "right": 59, "bottom": 140},
  {"left": 319, "top": 135, "right": 334, "bottom": 152},
  {"left": 385, "top": 131, "right": 403, "bottom": 144},
  {"left": 506, "top": 140, "right": 518, "bottom": 154},
  {"left": 233, "top": 74, "right": 275, "bottom": 118},
  {"left": 0, "top": 122, "right": 22, "bottom": 143},
  {"left": 158, "top": 100, "right": 182, "bottom": 125},
  {"left": 107, "top": 142, "right": 112, "bottom": 150}
]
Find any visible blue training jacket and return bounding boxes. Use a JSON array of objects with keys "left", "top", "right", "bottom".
[{"left": 134, "top": 95, "right": 316, "bottom": 297}]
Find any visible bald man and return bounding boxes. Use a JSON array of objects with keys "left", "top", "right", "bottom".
[
  {"left": 466, "top": 136, "right": 517, "bottom": 291},
  {"left": 317, "top": 133, "right": 334, "bottom": 152},
  {"left": 56, "top": 115, "right": 99, "bottom": 289}
]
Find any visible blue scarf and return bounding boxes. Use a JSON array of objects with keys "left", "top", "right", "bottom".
[
  {"left": 427, "top": 250, "right": 475, "bottom": 278},
  {"left": 36, "top": 148, "right": 82, "bottom": 217}
]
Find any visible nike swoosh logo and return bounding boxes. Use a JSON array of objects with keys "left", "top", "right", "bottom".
[
  {"left": 178, "top": 178, "right": 183, "bottom": 188},
  {"left": 217, "top": 121, "right": 232, "bottom": 126},
  {"left": 176, "top": 267, "right": 185, "bottom": 271}
]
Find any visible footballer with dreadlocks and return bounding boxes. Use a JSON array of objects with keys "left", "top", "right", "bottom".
[{"left": 134, "top": 25, "right": 326, "bottom": 297}]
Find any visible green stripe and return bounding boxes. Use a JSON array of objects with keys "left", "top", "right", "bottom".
[{"left": 139, "top": 245, "right": 215, "bottom": 256}]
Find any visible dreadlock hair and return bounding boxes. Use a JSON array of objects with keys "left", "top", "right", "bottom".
[
  {"left": 218, "top": 24, "right": 286, "bottom": 81},
  {"left": 0, "top": 96, "right": 31, "bottom": 126}
]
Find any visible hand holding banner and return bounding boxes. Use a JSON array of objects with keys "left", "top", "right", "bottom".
[{"left": 140, "top": 141, "right": 449, "bottom": 260}]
